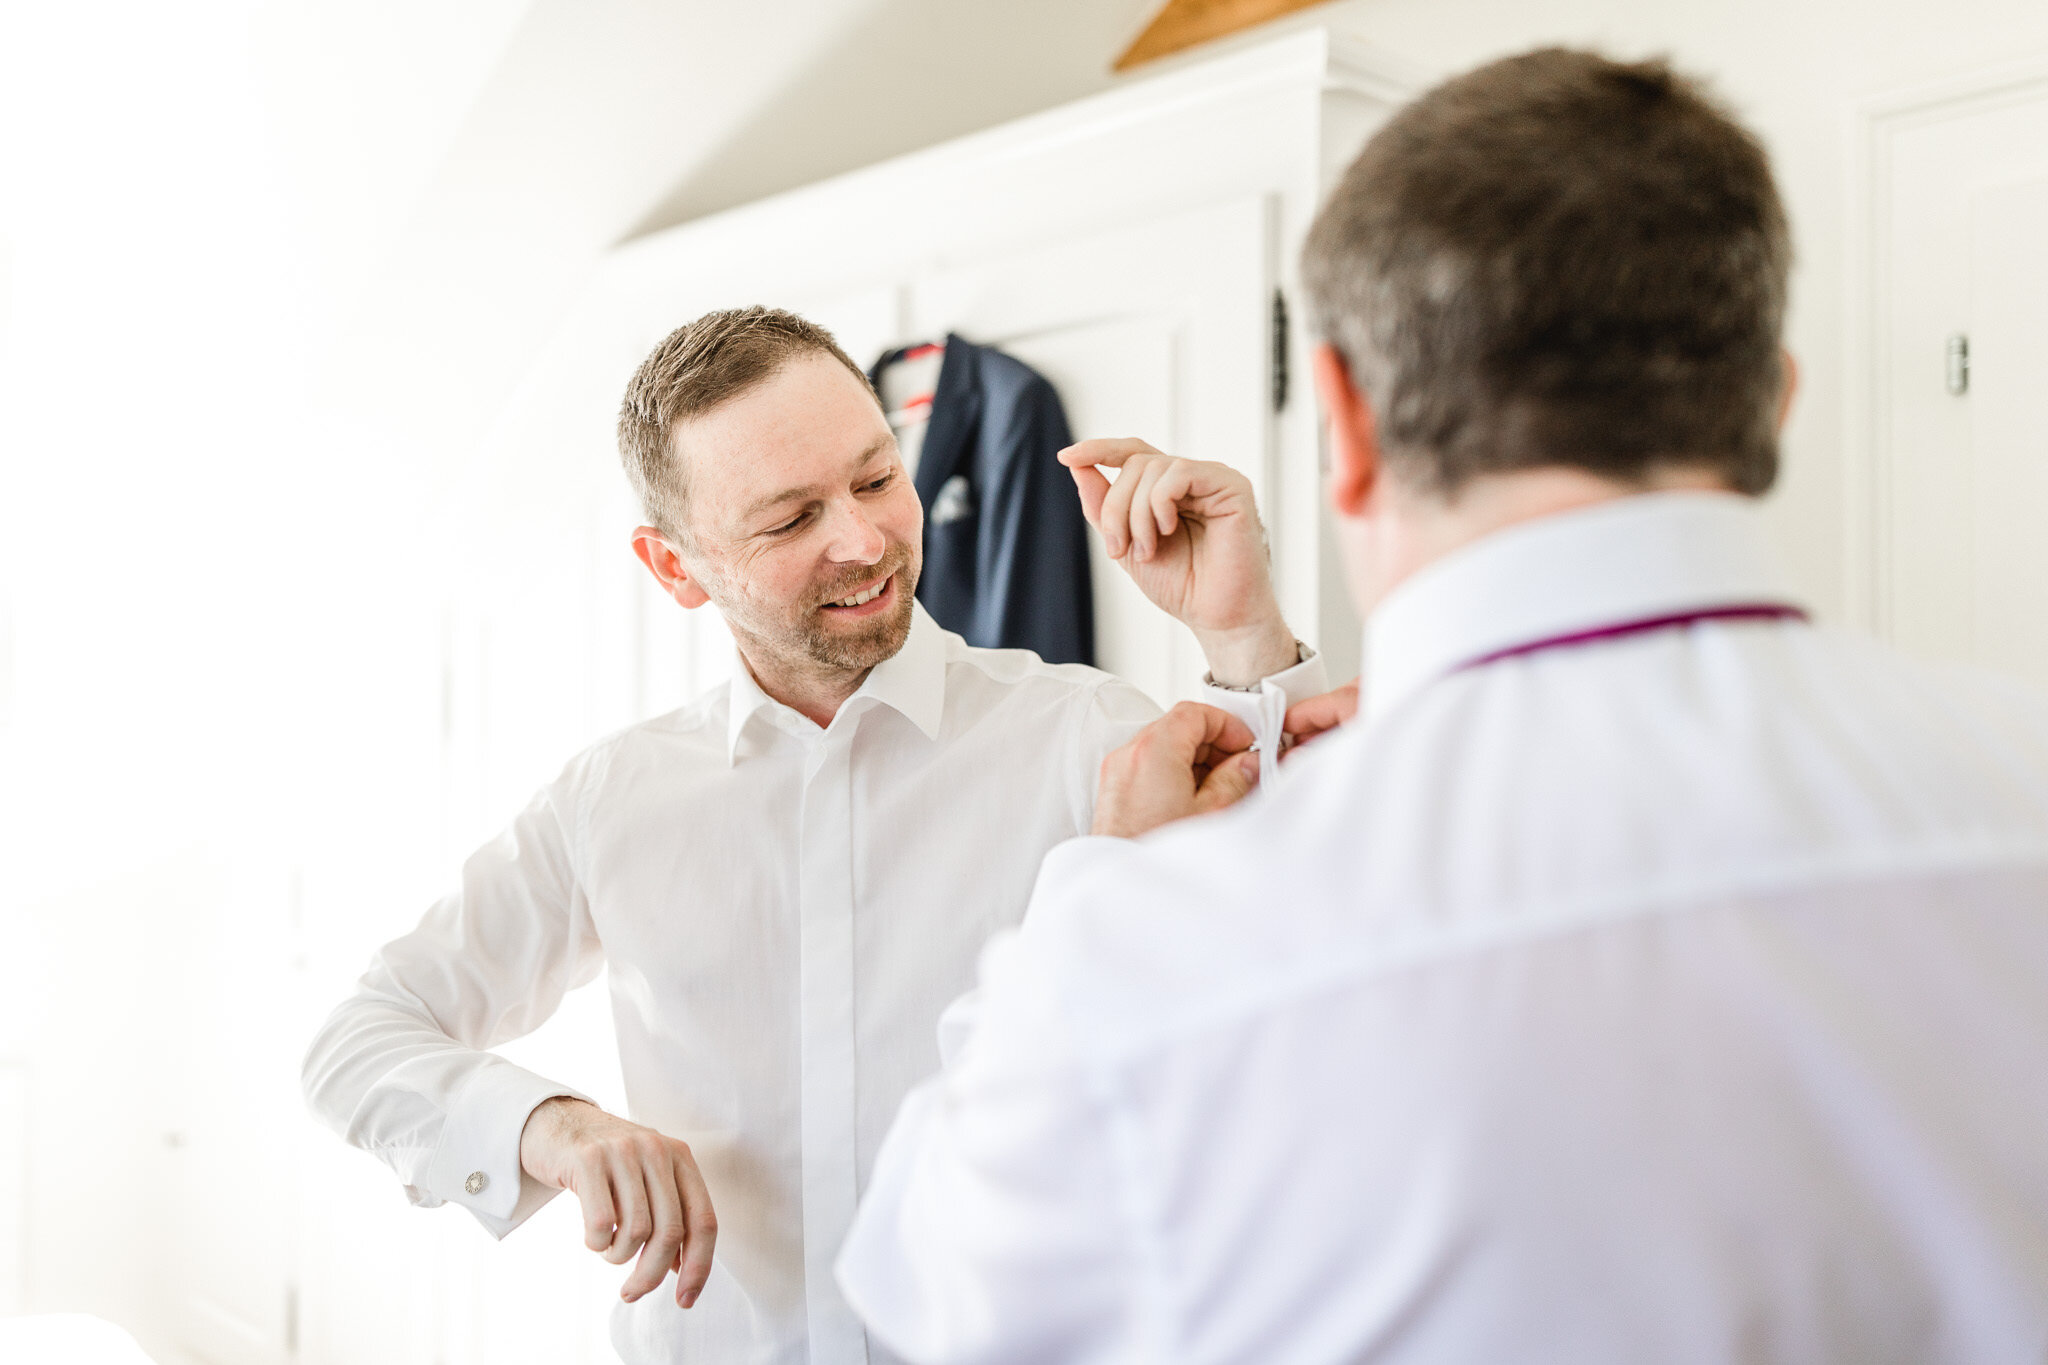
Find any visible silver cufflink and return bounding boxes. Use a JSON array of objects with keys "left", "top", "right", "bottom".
[{"left": 464, "top": 1171, "right": 489, "bottom": 1196}]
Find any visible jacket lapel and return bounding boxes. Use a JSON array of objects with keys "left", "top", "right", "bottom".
[{"left": 911, "top": 334, "right": 980, "bottom": 509}]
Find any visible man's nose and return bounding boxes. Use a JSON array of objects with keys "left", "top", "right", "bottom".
[{"left": 822, "top": 498, "right": 886, "bottom": 564}]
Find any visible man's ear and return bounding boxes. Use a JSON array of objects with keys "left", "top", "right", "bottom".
[
  {"left": 631, "top": 526, "right": 712, "bottom": 609},
  {"left": 1311, "top": 344, "right": 1380, "bottom": 518},
  {"left": 1776, "top": 348, "right": 1800, "bottom": 434}
]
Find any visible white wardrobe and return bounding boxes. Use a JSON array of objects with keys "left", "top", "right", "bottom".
[{"left": 270, "top": 29, "right": 1421, "bottom": 1365}]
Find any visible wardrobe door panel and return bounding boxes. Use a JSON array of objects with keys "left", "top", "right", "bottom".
[
  {"left": 1965, "top": 177, "right": 2048, "bottom": 693},
  {"left": 1867, "top": 74, "right": 2048, "bottom": 691},
  {"left": 1011, "top": 316, "right": 1186, "bottom": 705},
  {"left": 910, "top": 197, "right": 1274, "bottom": 705}
]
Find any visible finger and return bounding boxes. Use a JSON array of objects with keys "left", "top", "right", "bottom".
[
  {"left": 1057, "top": 437, "right": 1164, "bottom": 471},
  {"left": 1159, "top": 701, "right": 1256, "bottom": 765},
  {"left": 1283, "top": 683, "right": 1360, "bottom": 746},
  {"left": 1068, "top": 464, "right": 1110, "bottom": 529},
  {"left": 672, "top": 1148, "right": 720, "bottom": 1309},
  {"left": 1097, "top": 453, "right": 1153, "bottom": 558},
  {"left": 1189, "top": 726, "right": 1246, "bottom": 773},
  {"left": 620, "top": 1150, "right": 687, "bottom": 1301},
  {"left": 1124, "top": 460, "right": 1172, "bottom": 561},
  {"left": 1193, "top": 749, "right": 1261, "bottom": 813},
  {"left": 604, "top": 1160, "right": 652, "bottom": 1266},
  {"left": 623, "top": 1230, "right": 683, "bottom": 1303},
  {"left": 576, "top": 1157, "right": 619, "bottom": 1254},
  {"left": 1147, "top": 461, "right": 1195, "bottom": 543}
]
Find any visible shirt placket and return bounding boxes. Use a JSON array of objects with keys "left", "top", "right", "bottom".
[{"left": 797, "top": 726, "right": 868, "bottom": 1364}]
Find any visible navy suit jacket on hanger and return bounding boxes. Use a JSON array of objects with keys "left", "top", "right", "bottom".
[{"left": 868, "top": 335, "right": 1094, "bottom": 666}]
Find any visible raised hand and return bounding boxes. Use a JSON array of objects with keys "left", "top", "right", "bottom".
[
  {"left": 1061, "top": 438, "right": 1296, "bottom": 685},
  {"left": 520, "top": 1097, "right": 719, "bottom": 1309}
]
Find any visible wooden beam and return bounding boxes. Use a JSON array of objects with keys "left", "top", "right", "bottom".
[{"left": 1114, "top": 0, "right": 1336, "bottom": 72}]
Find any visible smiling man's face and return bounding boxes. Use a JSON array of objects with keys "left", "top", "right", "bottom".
[{"left": 671, "top": 350, "right": 925, "bottom": 681}]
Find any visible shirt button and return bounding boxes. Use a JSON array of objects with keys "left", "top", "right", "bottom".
[{"left": 464, "top": 1171, "right": 489, "bottom": 1196}]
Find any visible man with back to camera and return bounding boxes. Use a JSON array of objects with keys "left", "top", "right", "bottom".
[
  {"left": 301, "top": 307, "right": 1326, "bottom": 1363},
  {"left": 837, "top": 48, "right": 2048, "bottom": 1363}
]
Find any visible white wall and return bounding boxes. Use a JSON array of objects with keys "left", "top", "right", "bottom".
[{"left": 0, "top": 3, "right": 1160, "bottom": 1359}]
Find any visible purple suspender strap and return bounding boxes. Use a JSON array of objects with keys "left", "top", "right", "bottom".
[{"left": 1455, "top": 604, "right": 1811, "bottom": 674}]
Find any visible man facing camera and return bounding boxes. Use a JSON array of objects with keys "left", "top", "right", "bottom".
[
  {"left": 840, "top": 49, "right": 2048, "bottom": 1364},
  {"left": 302, "top": 307, "right": 1322, "bottom": 1364}
]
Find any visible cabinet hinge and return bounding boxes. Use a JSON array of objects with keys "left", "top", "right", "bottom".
[
  {"left": 1945, "top": 333, "right": 1970, "bottom": 395},
  {"left": 1271, "top": 288, "right": 1289, "bottom": 413}
]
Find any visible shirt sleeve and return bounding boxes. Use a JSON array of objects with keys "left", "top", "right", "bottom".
[
  {"left": 1064, "top": 677, "right": 1164, "bottom": 832},
  {"left": 1200, "top": 644, "right": 1329, "bottom": 788},
  {"left": 838, "top": 840, "right": 1145, "bottom": 1364},
  {"left": 301, "top": 769, "right": 604, "bottom": 1238}
]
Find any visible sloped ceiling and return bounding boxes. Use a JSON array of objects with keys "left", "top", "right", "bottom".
[
  {"left": 632, "top": 0, "right": 1160, "bottom": 234},
  {"left": 323, "top": 0, "right": 1158, "bottom": 454}
]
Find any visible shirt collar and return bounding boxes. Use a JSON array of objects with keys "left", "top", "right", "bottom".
[
  {"left": 725, "top": 598, "right": 949, "bottom": 764},
  {"left": 1362, "top": 491, "right": 1806, "bottom": 724}
]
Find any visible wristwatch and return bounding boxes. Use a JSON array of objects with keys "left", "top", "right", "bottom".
[{"left": 1203, "top": 639, "right": 1315, "bottom": 691}]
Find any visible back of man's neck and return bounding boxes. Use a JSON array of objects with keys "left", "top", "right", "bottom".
[{"left": 1376, "top": 464, "right": 1738, "bottom": 605}]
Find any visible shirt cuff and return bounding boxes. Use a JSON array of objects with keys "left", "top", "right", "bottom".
[
  {"left": 1200, "top": 644, "right": 1328, "bottom": 789},
  {"left": 422, "top": 1060, "right": 592, "bottom": 1239}
]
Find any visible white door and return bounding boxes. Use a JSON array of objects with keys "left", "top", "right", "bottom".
[
  {"left": 910, "top": 196, "right": 1275, "bottom": 707},
  {"left": 1870, "top": 74, "right": 2048, "bottom": 692}
]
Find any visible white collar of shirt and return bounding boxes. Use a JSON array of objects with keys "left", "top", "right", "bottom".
[
  {"left": 1362, "top": 490, "right": 1806, "bottom": 724},
  {"left": 725, "top": 598, "right": 949, "bottom": 763}
]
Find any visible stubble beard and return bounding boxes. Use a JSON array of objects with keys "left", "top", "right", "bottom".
[
  {"left": 706, "top": 542, "right": 922, "bottom": 681},
  {"left": 796, "top": 545, "right": 919, "bottom": 671}
]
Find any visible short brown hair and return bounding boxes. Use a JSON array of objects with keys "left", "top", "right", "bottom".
[
  {"left": 617, "top": 306, "right": 874, "bottom": 537},
  {"left": 1301, "top": 48, "right": 1791, "bottom": 497}
]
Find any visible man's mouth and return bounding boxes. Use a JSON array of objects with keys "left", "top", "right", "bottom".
[{"left": 820, "top": 572, "right": 894, "bottom": 614}]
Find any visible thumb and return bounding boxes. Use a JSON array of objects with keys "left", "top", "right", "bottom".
[
  {"left": 1069, "top": 464, "right": 1110, "bottom": 528},
  {"left": 1193, "top": 749, "right": 1260, "bottom": 814}
]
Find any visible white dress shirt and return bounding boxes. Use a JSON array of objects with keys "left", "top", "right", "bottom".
[
  {"left": 839, "top": 492, "right": 2048, "bottom": 1365},
  {"left": 302, "top": 600, "right": 1322, "bottom": 1365}
]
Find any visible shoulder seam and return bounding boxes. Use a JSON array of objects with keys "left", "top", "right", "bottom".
[{"left": 1086, "top": 834, "right": 2048, "bottom": 1073}]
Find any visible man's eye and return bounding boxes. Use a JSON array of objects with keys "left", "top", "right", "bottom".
[
  {"left": 769, "top": 512, "right": 810, "bottom": 535},
  {"left": 863, "top": 474, "right": 892, "bottom": 492}
]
